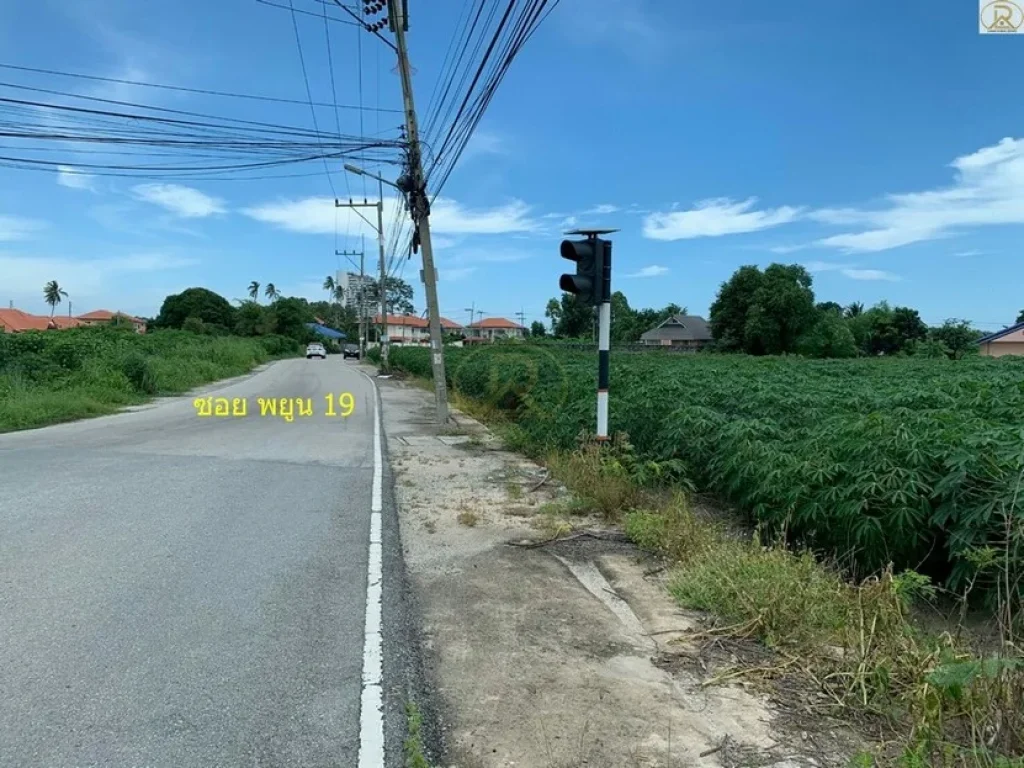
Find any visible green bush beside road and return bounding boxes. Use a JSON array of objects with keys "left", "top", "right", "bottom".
[{"left": 0, "top": 327, "right": 300, "bottom": 432}]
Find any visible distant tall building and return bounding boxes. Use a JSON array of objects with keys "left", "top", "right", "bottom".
[{"left": 335, "top": 271, "right": 375, "bottom": 311}]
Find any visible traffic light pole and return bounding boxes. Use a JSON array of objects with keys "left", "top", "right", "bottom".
[
  {"left": 596, "top": 242, "right": 612, "bottom": 441},
  {"left": 559, "top": 228, "right": 618, "bottom": 442}
]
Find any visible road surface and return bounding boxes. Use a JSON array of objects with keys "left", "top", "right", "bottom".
[{"left": 0, "top": 358, "right": 396, "bottom": 767}]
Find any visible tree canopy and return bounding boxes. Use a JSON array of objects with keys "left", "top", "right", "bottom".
[{"left": 154, "top": 288, "right": 236, "bottom": 330}]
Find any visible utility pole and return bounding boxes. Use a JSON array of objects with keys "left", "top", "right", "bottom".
[
  {"left": 387, "top": 0, "right": 449, "bottom": 424},
  {"left": 336, "top": 242, "right": 366, "bottom": 357},
  {"left": 515, "top": 308, "right": 526, "bottom": 331},
  {"left": 335, "top": 196, "right": 389, "bottom": 371}
]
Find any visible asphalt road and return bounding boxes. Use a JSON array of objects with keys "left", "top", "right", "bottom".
[{"left": 0, "top": 357, "right": 391, "bottom": 768}]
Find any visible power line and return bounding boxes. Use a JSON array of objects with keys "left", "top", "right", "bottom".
[
  {"left": 0, "top": 62, "right": 401, "bottom": 113},
  {"left": 288, "top": 0, "right": 338, "bottom": 197},
  {"left": 256, "top": 0, "right": 359, "bottom": 26}
]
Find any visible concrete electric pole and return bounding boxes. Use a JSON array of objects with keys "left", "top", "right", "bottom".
[
  {"left": 335, "top": 194, "right": 389, "bottom": 372},
  {"left": 387, "top": 0, "right": 449, "bottom": 425},
  {"left": 336, "top": 241, "right": 367, "bottom": 357}
]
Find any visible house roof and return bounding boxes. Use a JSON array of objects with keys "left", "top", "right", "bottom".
[
  {"left": 373, "top": 314, "right": 465, "bottom": 330},
  {"left": 306, "top": 323, "right": 346, "bottom": 340},
  {"left": 640, "top": 314, "right": 712, "bottom": 342},
  {"left": 977, "top": 320, "right": 1024, "bottom": 344},
  {"left": 470, "top": 317, "right": 524, "bottom": 329},
  {"left": 0, "top": 309, "right": 84, "bottom": 332},
  {"left": 76, "top": 309, "right": 142, "bottom": 322},
  {"left": 374, "top": 313, "right": 427, "bottom": 327}
]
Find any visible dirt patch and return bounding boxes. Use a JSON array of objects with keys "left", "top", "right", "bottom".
[{"left": 379, "top": 379, "right": 858, "bottom": 767}]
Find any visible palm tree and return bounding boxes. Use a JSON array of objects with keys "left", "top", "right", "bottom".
[
  {"left": 248, "top": 281, "right": 261, "bottom": 303},
  {"left": 43, "top": 280, "right": 68, "bottom": 317},
  {"left": 845, "top": 301, "right": 864, "bottom": 318},
  {"left": 264, "top": 283, "right": 279, "bottom": 302},
  {"left": 323, "top": 276, "right": 336, "bottom": 305},
  {"left": 332, "top": 285, "right": 345, "bottom": 304}
]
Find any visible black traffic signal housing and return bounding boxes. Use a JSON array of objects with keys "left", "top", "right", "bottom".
[{"left": 559, "top": 237, "right": 607, "bottom": 306}]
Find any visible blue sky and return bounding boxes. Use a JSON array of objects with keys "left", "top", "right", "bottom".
[{"left": 1, "top": 0, "right": 1022, "bottom": 330}]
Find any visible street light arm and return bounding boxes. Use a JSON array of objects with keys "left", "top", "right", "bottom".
[{"left": 343, "top": 162, "right": 400, "bottom": 191}]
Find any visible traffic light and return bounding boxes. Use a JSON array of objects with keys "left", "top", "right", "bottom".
[{"left": 559, "top": 237, "right": 607, "bottom": 306}]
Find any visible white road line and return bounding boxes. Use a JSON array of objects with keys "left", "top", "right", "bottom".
[{"left": 357, "top": 369, "right": 385, "bottom": 767}]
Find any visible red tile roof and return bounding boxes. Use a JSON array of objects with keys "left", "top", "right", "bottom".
[
  {"left": 0, "top": 309, "right": 84, "bottom": 332},
  {"left": 76, "top": 309, "right": 142, "bottom": 323},
  {"left": 469, "top": 317, "right": 525, "bottom": 329},
  {"left": 373, "top": 314, "right": 465, "bottom": 330}
]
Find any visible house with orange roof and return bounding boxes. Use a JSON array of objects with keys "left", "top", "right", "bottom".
[
  {"left": 76, "top": 309, "right": 147, "bottom": 334},
  {"left": 0, "top": 308, "right": 85, "bottom": 333},
  {"left": 467, "top": 317, "right": 527, "bottom": 342},
  {"left": 373, "top": 313, "right": 465, "bottom": 345}
]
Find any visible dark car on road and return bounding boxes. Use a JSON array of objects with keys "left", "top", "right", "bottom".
[{"left": 342, "top": 343, "right": 360, "bottom": 360}]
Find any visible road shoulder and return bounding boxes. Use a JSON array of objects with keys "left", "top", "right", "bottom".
[{"left": 377, "top": 376, "right": 849, "bottom": 768}]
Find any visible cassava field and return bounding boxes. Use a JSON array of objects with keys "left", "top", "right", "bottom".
[{"left": 387, "top": 344, "right": 1024, "bottom": 594}]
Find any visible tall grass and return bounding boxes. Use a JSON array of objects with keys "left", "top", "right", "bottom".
[{"left": 0, "top": 327, "right": 299, "bottom": 432}]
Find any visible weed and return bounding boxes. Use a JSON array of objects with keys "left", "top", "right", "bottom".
[
  {"left": 457, "top": 509, "right": 479, "bottom": 527},
  {"left": 505, "top": 480, "right": 524, "bottom": 500},
  {"left": 404, "top": 701, "right": 432, "bottom": 768}
]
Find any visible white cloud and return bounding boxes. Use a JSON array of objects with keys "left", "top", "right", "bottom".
[
  {"left": 768, "top": 244, "right": 807, "bottom": 254},
  {"left": 560, "top": 216, "right": 579, "bottom": 228},
  {"left": 804, "top": 260, "right": 850, "bottom": 272},
  {"left": 242, "top": 196, "right": 539, "bottom": 236},
  {"left": 624, "top": 265, "right": 669, "bottom": 278},
  {"left": 803, "top": 261, "right": 900, "bottom": 281},
  {"left": 0, "top": 252, "right": 198, "bottom": 297},
  {"left": 0, "top": 215, "right": 45, "bottom": 242},
  {"left": 643, "top": 197, "right": 803, "bottom": 240},
  {"left": 57, "top": 166, "right": 96, "bottom": 191},
  {"left": 132, "top": 183, "right": 226, "bottom": 218},
  {"left": 841, "top": 268, "right": 900, "bottom": 281},
  {"left": 954, "top": 249, "right": 983, "bottom": 257},
  {"left": 812, "top": 137, "right": 1024, "bottom": 253},
  {"left": 584, "top": 203, "right": 619, "bottom": 215}
]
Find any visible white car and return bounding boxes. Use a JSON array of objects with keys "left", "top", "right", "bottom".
[{"left": 306, "top": 343, "right": 327, "bottom": 360}]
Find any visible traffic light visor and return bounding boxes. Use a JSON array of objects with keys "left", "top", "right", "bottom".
[{"left": 560, "top": 239, "right": 590, "bottom": 261}]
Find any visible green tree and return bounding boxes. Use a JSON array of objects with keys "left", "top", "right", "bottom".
[
  {"left": 530, "top": 320, "right": 546, "bottom": 337},
  {"left": 234, "top": 300, "right": 276, "bottom": 336},
  {"left": 264, "top": 283, "right": 280, "bottom": 302},
  {"left": 544, "top": 298, "right": 562, "bottom": 333},
  {"left": 247, "top": 281, "right": 261, "bottom": 303},
  {"left": 929, "top": 318, "right": 982, "bottom": 360},
  {"left": 798, "top": 311, "right": 858, "bottom": 358},
  {"left": 366, "top": 276, "right": 414, "bottom": 316},
  {"left": 845, "top": 301, "right": 864, "bottom": 318},
  {"left": 154, "top": 287, "right": 236, "bottom": 330},
  {"left": 323, "top": 276, "right": 336, "bottom": 305},
  {"left": 710, "top": 264, "right": 816, "bottom": 355},
  {"left": 851, "top": 302, "right": 927, "bottom": 356},
  {"left": 708, "top": 265, "right": 765, "bottom": 351},
  {"left": 1017, "top": 309, "right": 1024, "bottom": 323},
  {"left": 816, "top": 301, "right": 843, "bottom": 314},
  {"left": 545, "top": 293, "right": 594, "bottom": 338},
  {"left": 43, "top": 280, "right": 68, "bottom": 317},
  {"left": 271, "top": 296, "right": 313, "bottom": 340}
]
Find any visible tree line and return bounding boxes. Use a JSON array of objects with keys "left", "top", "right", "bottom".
[
  {"left": 148, "top": 276, "right": 417, "bottom": 347},
  {"left": 708, "top": 263, "right": 988, "bottom": 359}
]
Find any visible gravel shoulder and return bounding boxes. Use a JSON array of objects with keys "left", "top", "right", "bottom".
[{"left": 377, "top": 377, "right": 850, "bottom": 768}]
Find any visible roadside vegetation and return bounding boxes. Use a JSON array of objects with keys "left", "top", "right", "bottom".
[
  {"left": 0, "top": 273, "right": 425, "bottom": 434},
  {"left": 0, "top": 326, "right": 299, "bottom": 432},
  {"left": 381, "top": 343, "right": 1024, "bottom": 766}
]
